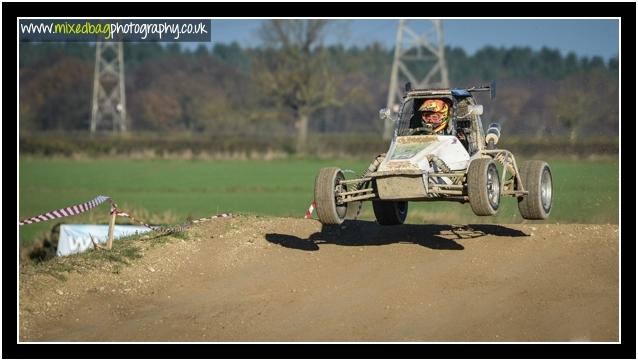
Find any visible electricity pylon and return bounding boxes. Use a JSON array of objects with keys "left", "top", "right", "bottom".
[
  {"left": 90, "top": 41, "right": 127, "bottom": 133},
  {"left": 384, "top": 19, "right": 449, "bottom": 140}
]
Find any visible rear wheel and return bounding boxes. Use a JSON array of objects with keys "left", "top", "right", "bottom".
[
  {"left": 372, "top": 200, "right": 408, "bottom": 225},
  {"left": 467, "top": 158, "right": 501, "bottom": 216},
  {"left": 314, "top": 167, "right": 347, "bottom": 225},
  {"left": 518, "top": 161, "right": 553, "bottom": 219}
]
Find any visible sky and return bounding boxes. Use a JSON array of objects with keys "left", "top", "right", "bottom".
[{"left": 199, "top": 19, "right": 619, "bottom": 60}]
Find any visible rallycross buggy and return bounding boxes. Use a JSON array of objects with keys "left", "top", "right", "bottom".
[{"left": 314, "top": 82, "right": 553, "bottom": 225}]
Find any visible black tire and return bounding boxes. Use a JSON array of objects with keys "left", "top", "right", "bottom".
[
  {"left": 314, "top": 167, "right": 347, "bottom": 225},
  {"left": 518, "top": 160, "right": 553, "bottom": 220},
  {"left": 467, "top": 158, "right": 501, "bottom": 216},
  {"left": 372, "top": 200, "right": 408, "bottom": 225}
]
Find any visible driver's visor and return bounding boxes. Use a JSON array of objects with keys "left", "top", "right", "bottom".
[{"left": 422, "top": 112, "right": 445, "bottom": 124}]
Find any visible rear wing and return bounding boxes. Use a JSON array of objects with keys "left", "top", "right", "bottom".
[
  {"left": 404, "top": 80, "right": 496, "bottom": 100},
  {"left": 467, "top": 80, "right": 496, "bottom": 100}
]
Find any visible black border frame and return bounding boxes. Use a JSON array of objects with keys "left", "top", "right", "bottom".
[{"left": 5, "top": 1, "right": 635, "bottom": 359}]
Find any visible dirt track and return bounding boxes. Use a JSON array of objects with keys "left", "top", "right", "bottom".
[{"left": 19, "top": 216, "right": 619, "bottom": 342}]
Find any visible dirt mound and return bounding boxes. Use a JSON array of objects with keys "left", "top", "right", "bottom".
[{"left": 19, "top": 216, "right": 619, "bottom": 342}]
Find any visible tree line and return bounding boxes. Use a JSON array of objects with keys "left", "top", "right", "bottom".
[{"left": 19, "top": 21, "right": 619, "bottom": 151}]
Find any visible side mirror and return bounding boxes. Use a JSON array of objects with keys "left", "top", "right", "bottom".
[
  {"left": 468, "top": 104, "right": 483, "bottom": 116},
  {"left": 379, "top": 108, "right": 391, "bottom": 121}
]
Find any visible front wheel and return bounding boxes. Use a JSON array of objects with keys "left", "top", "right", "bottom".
[
  {"left": 518, "top": 161, "right": 553, "bottom": 219},
  {"left": 372, "top": 200, "right": 408, "bottom": 225},
  {"left": 314, "top": 167, "right": 347, "bottom": 225},
  {"left": 467, "top": 158, "right": 501, "bottom": 216}
]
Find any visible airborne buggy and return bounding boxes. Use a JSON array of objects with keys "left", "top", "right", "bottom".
[{"left": 314, "top": 82, "right": 553, "bottom": 225}]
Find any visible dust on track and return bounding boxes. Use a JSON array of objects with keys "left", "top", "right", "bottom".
[{"left": 19, "top": 216, "right": 619, "bottom": 342}]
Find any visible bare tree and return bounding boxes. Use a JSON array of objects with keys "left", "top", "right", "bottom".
[{"left": 254, "top": 20, "right": 343, "bottom": 153}]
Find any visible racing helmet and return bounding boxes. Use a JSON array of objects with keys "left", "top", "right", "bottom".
[{"left": 419, "top": 99, "right": 450, "bottom": 133}]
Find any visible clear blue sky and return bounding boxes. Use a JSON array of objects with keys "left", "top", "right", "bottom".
[{"left": 195, "top": 19, "right": 619, "bottom": 60}]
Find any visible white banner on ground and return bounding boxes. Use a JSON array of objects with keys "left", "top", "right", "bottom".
[{"left": 57, "top": 224, "right": 152, "bottom": 257}]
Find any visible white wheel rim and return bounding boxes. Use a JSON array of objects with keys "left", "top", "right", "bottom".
[
  {"left": 487, "top": 164, "right": 500, "bottom": 209},
  {"left": 540, "top": 167, "right": 552, "bottom": 212}
]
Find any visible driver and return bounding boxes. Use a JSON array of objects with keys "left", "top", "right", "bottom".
[{"left": 419, "top": 99, "right": 450, "bottom": 134}]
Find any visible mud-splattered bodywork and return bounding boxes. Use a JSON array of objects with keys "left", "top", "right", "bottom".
[
  {"left": 372, "top": 135, "right": 470, "bottom": 200},
  {"left": 313, "top": 83, "right": 553, "bottom": 225}
]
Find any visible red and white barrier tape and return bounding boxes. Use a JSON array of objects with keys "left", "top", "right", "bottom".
[
  {"left": 304, "top": 201, "right": 316, "bottom": 219},
  {"left": 19, "top": 195, "right": 232, "bottom": 235},
  {"left": 113, "top": 207, "right": 232, "bottom": 234},
  {"left": 19, "top": 195, "right": 112, "bottom": 226}
]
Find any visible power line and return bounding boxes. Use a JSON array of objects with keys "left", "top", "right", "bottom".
[
  {"left": 384, "top": 20, "right": 449, "bottom": 140},
  {"left": 90, "top": 42, "right": 127, "bottom": 133}
]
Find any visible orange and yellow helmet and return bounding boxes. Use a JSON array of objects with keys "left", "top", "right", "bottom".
[{"left": 419, "top": 99, "right": 450, "bottom": 133}]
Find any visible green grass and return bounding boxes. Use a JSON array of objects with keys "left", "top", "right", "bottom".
[
  {"left": 395, "top": 159, "right": 619, "bottom": 226},
  {"left": 19, "top": 157, "right": 618, "bottom": 246}
]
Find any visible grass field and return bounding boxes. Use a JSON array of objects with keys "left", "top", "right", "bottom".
[{"left": 19, "top": 157, "right": 619, "bottom": 247}]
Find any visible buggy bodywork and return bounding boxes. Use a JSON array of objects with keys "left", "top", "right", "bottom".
[{"left": 314, "top": 82, "right": 553, "bottom": 225}]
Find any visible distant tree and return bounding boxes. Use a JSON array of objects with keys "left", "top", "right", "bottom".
[
  {"left": 18, "top": 41, "right": 620, "bottom": 141},
  {"left": 588, "top": 56, "right": 606, "bottom": 69},
  {"left": 538, "top": 47, "right": 564, "bottom": 78},
  {"left": 133, "top": 90, "right": 182, "bottom": 130},
  {"left": 501, "top": 47, "right": 534, "bottom": 78},
  {"left": 551, "top": 69, "right": 618, "bottom": 142},
  {"left": 128, "top": 49, "right": 257, "bottom": 132},
  {"left": 608, "top": 56, "right": 618, "bottom": 73},
  {"left": 212, "top": 42, "right": 251, "bottom": 73},
  {"left": 253, "top": 20, "right": 346, "bottom": 153},
  {"left": 20, "top": 56, "right": 92, "bottom": 130},
  {"left": 123, "top": 42, "right": 166, "bottom": 70},
  {"left": 445, "top": 46, "right": 470, "bottom": 84},
  {"left": 165, "top": 43, "right": 181, "bottom": 55},
  {"left": 472, "top": 46, "right": 504, "bottom": 80},
  {"left": 194, "top": 44, "right": 209, "bottom": 57}
]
